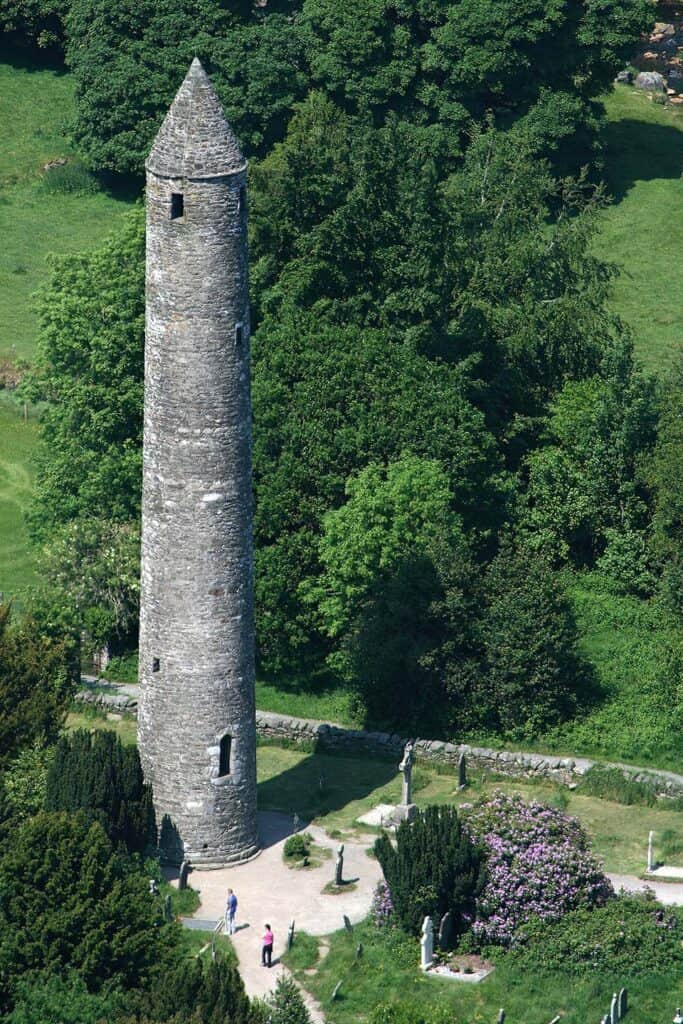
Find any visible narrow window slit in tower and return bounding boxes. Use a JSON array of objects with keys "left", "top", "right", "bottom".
[
  {"left": 219, "top": 734, "right": 232, "bottom": 777},
  {"left": 235, "top": 322, "right": 243, "bottom": 347},
  {"left": 152, "top": 657, "right": 160, "bottom": 673},
  {"left": 170, "top": 193, "right": 184, "bottom": 220}
]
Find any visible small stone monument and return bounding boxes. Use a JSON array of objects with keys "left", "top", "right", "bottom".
[
  {"left": 618, "top": 988, "right": 627, "bottom": 1019},
  {"left": 647, "top": 830, "right": 655, "bottom": 872},
  {"left": 149, "top": 877, "right": 159, "bottom": 896},
  {"left": 163, "top": 894, "right": 173, "bottom": 922},
  {"left": 343, "top": 914, "right": 353, "bottom": 934},
  {"left": 396, "top": 740, "right": 417, "bottom": 823},
  {"left": 178, "top": 860, "right": 189, "bottom": 891},
  {"left": 331, "top": 981, "right": 342, "bottom": 1000},
  {"left": 497, "top": 1010, "right": 505, "bottom": 1024},
  {"left": 287, "top": 919, "right": 295, "bottom": 951},
  {"left": 335, "top": 843, "right": 344, "bottom": 885},
  {"left": 438, "top": 910, "right": 454, "bottom": 950},
  {"left": 673, "top": 1008, "right": 683, "bottom": 1024},
  {"left": 420, "top": 915, "right": 434, "bottom": 971},
  {"left": 610, "top": 993, "right": 618, "bottom": 1024},
  {"left": 457, "top": 751, "right": 467, "bottom": 790},
  {"left": 355, "top": 942, "right": 363, "bottom": 959}
]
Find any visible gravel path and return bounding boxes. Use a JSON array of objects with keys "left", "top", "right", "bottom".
[
  {"left": 608, "top": 874, "right": 683, "bottom": 906},
  {"left": 175, "top": 811, "right": 382, "bottom": 1021}
]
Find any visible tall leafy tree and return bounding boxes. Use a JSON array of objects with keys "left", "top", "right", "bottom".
[{"left": 24, "top": 206, "right": 145, "bottom": 539}]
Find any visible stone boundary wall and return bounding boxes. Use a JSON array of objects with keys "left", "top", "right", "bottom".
[{"left": 73, "top": 690, "right": 683, "bottom": 798}]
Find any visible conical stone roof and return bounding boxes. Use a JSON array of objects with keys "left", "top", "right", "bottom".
[{"left": 146, "top": 58, "right": 246, "bottom": 178}]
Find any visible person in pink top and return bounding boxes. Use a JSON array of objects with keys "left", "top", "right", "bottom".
[{"left": 261, "top": 924, "right": 274, "bottom": 967}]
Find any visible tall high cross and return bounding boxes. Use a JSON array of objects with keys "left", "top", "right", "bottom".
[{"left": 138, "top": 59, "right": 259, "bottom": 866}]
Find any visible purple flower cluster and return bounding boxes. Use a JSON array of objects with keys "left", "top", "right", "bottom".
[
  {"left": 371, "top": 879, "right": 395, "bottom": 927},
  {"left": 463, "top": 792, "right": 613, "bottom": 946}
]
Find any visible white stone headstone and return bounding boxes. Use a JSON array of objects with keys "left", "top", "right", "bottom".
[
  {"left": 647, "top": 830, "right": 655, "bottom": 871},
  {"left": 420, "top": 915, "right": 434, "bottom": 971},
  {"left": 610, "top": 992, "right": 618, "bottom": 1024}
]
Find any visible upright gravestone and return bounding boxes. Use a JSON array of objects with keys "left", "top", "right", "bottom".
[
  {"left": 343, "top": 914, "right": 353, "bottom": 934},
  {"left": 335, "top": 844, "right": 344, "bottom": 885},
  {"left": 610, "top": 992, "right": 618, "bottom": 1024},
  {"left": 396, "top": 740, "right": 417, "bottom": 822},
  {"left": 438, "top": 911, "right": 454, "bottom": 950},
  {"left": 457, "top": 752, "right": 467, "bottom": 790},
  {"left": 618, "top": 988, "right": 627, "bottom": 1019},
  {"left": 647, "top": 830, "right": 655, "bottom": 872},
  {"left": 178, "top": 860, "right": 189, "bottom": 891},
  {"left": 420, "top": 915, "right": 434, "bottom": 971},
  {"left": 287, "top": 919, "right": 295, "bottom": 951},
  {"left": 497, "top": 1010, "right": 505, "bottom": 1024},
  {"left": 164, "top": 894, "right": 173, "bottom": 923}
]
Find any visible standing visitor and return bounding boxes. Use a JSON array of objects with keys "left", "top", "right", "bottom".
[
  {"left": 261, "top": 923, "right": 274, "bottom": 967},
  {"left": 225, "top": 888, "right": 238, "bottom": 935}
]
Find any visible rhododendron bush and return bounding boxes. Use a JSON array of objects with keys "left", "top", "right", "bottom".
[{"left": 462, "top": 792, "right": 613, "bottom": 945}]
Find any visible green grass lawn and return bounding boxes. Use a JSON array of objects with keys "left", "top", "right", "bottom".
[
  {"left": 285, "top": 921, "right": 682, "bottom": 1024},
  {"left": 595, "top": 86, "right": 683, "bottom": 373},
  {"left": 256, "top": 744, "right": 682, "bottom": 876},
  {"left": 0, "top": 52, "right": 134, "bottom": 363},
  {"left": 0, "top": 394, "right": 38, "bottom": 602}
]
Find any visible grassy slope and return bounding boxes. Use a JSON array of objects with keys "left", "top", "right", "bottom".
[
  {"left": 595, "top": 86, "right": 683, "bottom": 371},
  {"left": 0, "top": 53, "right": 133, "bottom": 361},
  {"left": 0, "top": 53, "right": 134, "bottom": 601}
]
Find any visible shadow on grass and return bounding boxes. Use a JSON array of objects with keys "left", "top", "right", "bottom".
[
  {"left": 257, "top": 750, "right": 396, "bottom": 823},
  {"left": 603, "top": 118, "right": 683, "bottom": 202}
]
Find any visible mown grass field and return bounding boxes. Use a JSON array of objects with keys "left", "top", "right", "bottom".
[
  {"left": 596, "top": 85, "right": 683, "bottom": 372},
  {"left": 0, "top": 50, "right": 134, "bottom": 362}
]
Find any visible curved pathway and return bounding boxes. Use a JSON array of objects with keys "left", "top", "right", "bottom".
[{"left": 176, "top": 811, "right": 382, "bottom": 1021}]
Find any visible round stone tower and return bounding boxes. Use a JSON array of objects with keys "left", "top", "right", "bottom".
[{"left": 138, "top": 58, "right": 259, "bottom": 867}]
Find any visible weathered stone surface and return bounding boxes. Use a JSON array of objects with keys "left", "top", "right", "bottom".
[
  {"left": 138, "top": 60, "right": 258, "bottom": 867},
  {"left": 635, "top": 71, "right": 666, "bottom": 91}
]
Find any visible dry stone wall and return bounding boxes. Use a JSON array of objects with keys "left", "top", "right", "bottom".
[{"left": 75, "top": 688, "right": 682, "bottom": 799}]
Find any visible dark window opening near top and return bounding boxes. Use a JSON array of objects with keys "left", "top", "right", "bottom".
[
  {"left": 170, "top": 193, "right": 184, "bottom": 220},
  {"left": 152, "top": 657, "right": 160, "bottom": 673},
  {"left": 235, "top": 323, "right": 243, "bottom": 347},
  {"left": 219, "top": 734, "right": 232, "bottom": 777}
]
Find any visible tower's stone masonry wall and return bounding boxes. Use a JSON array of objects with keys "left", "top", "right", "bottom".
[{"left": 139, "top": 86, "right": 258, "bottom": 866}]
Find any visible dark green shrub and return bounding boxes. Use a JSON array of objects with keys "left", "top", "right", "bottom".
[
  {"left": 374, "top": 805, "right": 486, "bottom": 937},
  {"left": 509, "top": 893, "right": 682, "bottom": 976},
  {"left": 145, "top": 955, "right": 253, "bottom": 1024},
  {"left": 283, "top": 832, "right": 312, "bottom": 859},
  {"left": 45, "top": 729, "right": 155, "bottom": 854},
  {"left": 579, "top": 764, "right": 657, "bottom": 806}
]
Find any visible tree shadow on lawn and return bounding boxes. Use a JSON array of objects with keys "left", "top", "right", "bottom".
[
  {"left": 602, "top": 118, "right": 683, "bottom": 203},
  {"left": 257, "top": 750, "right": 397, "bottom": 825}
]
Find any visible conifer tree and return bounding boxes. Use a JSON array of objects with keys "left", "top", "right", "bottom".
[{"left": 374, "top": 805, "right": 486, "bottom": 936}]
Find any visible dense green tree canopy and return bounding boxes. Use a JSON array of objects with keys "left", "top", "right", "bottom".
[
  {"left": 0, "top": 605, "right": 73, "bottom": 772},
  {"left": 0, "top": 813, "right": 175, "bottom": 1011}
]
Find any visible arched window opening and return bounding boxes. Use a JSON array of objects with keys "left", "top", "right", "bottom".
[{"left": 219, "top": 734, "right": 232, "bottom": 777}]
